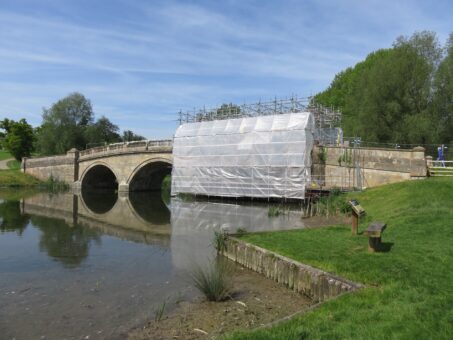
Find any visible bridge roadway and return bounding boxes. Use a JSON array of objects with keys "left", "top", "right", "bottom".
[{"left": 22, "top": 140, "right": 173, "bottom": 192}]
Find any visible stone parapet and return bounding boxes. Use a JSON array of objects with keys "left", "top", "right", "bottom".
[{"left": 79, "top": 140, "right": 172, "bottom": 160}]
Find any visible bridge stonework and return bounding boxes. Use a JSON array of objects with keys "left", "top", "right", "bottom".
[
  {"left": 22, "top": 139, "right": 428, "bottom": 194},
  {"left": 22, "top": 140, "right": 173, "bottom": 192}
]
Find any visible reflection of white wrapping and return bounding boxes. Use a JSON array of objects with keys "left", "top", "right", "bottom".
[
  {"left": 169, "top": 199, "right": 304, "bottom": 270},
  {"left": 171, "top": 112, "right": 314, "bottom": 199}
]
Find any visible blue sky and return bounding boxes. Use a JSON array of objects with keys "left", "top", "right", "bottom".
[{"left": 0, "top": 0, "right": 451, "bottom": 138}]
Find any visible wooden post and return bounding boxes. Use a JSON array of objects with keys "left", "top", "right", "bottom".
[
  {"left": 351, "top": 210, "right": 358, "bottom": 235},
  {"left": 368, "top": 237, "right": 381, "bottom": 252}
]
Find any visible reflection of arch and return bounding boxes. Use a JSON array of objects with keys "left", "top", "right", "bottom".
[
  {"left": 127, "top": 158, "right": 172, "bottom": 192},
  {"left": 128, "top": 191, "right": 170, "bottom": 225},
  {"left": 80, "top": 162, "right": 119, "bottom": 190},
  {"left": 81, "top": 189, "right": 118, "bottom": 215}
]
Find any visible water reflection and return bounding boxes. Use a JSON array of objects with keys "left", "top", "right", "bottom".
[
  {"left": 0, "top": 200, "right": 29, "bottom": 235},
  {"left": 170, "top": 199, "right": 307, "bottom": 269},
  {"left": 31, "top": 215, "right": 102, "bottom": 267},
  {"left": 129, "top": 191, "right": 170, "bottom": 225},
  {"left": 0, "top": 188, "right": 339, "bottom": 339},
  {"left": 81, "top": 188, "right": 117, "bottom": 214},
  {"left": 0, "top": 190, "right": 178, "bottom": 340}
]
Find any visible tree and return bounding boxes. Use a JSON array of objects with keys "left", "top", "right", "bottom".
[
  {"left": 215, "top": 103, "right": 241, "bottom": 119},
  {"left": 85, "top": 116, "right": 121, "bottom": 145},
  {"left": 314, "top": 31, "right": 450, "bottom": 145},
  {"left": 122, "top": 130, "right": 146, "bottom": 142},
  {"left": 37, "top": 92, "right": 94, "bottom": 155},
  {"left": 433, "top": 33, "right": 453, "bottom": 143},
  {"left": 2, "top": 119, "right": 35, "bottom": 160}
]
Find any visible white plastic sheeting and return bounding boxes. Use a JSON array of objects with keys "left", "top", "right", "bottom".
[{"left": 171, "top": 112, "right": 314, "bottom": 199}]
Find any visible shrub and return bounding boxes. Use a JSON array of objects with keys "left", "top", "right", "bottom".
[
  {"left": 191, "top": 260, "right": 232, "bottom": 302},
  {"left": 40, "top": 176, "right": 70, "bottom": 192},
  {"left": 235, "top": 227, "right": 247, "bottom": 237},
  {"left": 268, "top": 206, "right": 282, "bottom": 217},
  {"left": 213, "top": 230, "right": 228, "bottom": 252}
]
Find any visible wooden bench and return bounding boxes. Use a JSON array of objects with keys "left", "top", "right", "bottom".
[{"left": 364, "top": 222, "right": 386, "bottom": 252}]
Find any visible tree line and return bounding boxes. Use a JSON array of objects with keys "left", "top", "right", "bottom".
[
  {"left": 1, "top": 93, "right": 145, "bottom": 160},
  {"left": 314, "top": 31, "right": 453, "bottom": 145}
]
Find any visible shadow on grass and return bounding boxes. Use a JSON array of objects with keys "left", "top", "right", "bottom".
[{"left": 378, "top": 242, "right": 394, "bottom": 253}]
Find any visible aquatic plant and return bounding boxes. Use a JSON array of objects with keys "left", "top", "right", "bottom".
[
  {"left": 213, "top": 230, "right": 228, "bottom": 253},
  {"left": 235, "top": 227, "right": 247, "bottom": 237},
  {"left": 190, "top": 260, "right": 232, "bottom": 302},
  {"left": 154, "top": 299, "right": 167, "bottom": 322},
  {"left": 40, "top": 175, "right": 70, "bottom": 192},
  {"left": 268, "top": 206, "right": 282, "bottom": 217},
  {"left": 303, "top": 191, "right": 351, "bottom": 218}
]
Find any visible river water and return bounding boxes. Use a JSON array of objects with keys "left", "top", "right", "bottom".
[{"left": 0, "top": 189, "right": 339, "bottom": 339}]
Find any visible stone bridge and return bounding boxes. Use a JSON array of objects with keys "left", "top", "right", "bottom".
[
  {"left": 22, "top": 139, "right": 428, "bottom": 194},
  {"left": 22, "top": 140, "right": 173, "bottom": 192}
]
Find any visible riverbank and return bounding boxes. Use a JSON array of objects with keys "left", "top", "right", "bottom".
[
  {"left": 0, "top": 151, "right": 40, "bottom": 186},
  {"left": 226, "top": 177, "right": 453, "bottom": 339},
  {"left": 0, "top": 169, "right": 42, "bottom": 187},
  {"left": 128, "top": 265, "right": 312, "bottom": 340}
]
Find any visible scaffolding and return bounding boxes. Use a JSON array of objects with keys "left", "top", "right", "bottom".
[
  {"left": 177, "top": 96, "right": 342, "bottom": 131},
  {"left": 172, "top": 112, "right": 314, "bottom": 200}
]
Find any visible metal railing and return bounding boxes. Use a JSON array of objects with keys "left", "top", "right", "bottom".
[{"left": 427, "top": 160, "right": 453, "bottom": 177}]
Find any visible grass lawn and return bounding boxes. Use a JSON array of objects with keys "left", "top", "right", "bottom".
[
  {"left": 6, "top": 159, "right": 21, "bottom": 170},
  {"left": 0, "top": 151, "right": 42, "bottom": 186},
  {"left": 0, "top": 150, "right": 13, "bottom": 161},
  {"left": 0, "top": 169, "right": 42, "bottom": 187},
  {"left": 227, "top": 178, "right": 453, "bottom": 339}
]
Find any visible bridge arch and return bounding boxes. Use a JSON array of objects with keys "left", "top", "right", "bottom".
[
  {"left": 127, "top": 158, "right": 172, "bottom": 192},
  {"left": 80, "top": 162, "right": 119, "bottom": 191}
]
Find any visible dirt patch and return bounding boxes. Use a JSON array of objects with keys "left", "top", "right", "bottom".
[{"left": 128, "top": 266, "right": 312, "bottom": 340}]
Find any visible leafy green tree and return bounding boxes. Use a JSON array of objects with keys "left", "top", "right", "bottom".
[
  {"left": 314, "top": 31, "right": 450, "bottom": 145},
  {"left": 37, "top": 92, "right": 94, "bottom": 155},
  {"left": 215, "top": 103, "right": 241, "bottom": 119},
  {"left": 433, "top": 33, "right": 453, "bottom": 143},
  {"left": 85, "top": 116, "right": 121, "bottom": 145},
  {"left": 2, "top": 118, "right": 35, "bottom": 160},
  {"left": 0, "top": 118, "right": 13, "bottom": 133},
  {"left": 122, "top": 130, "right": 145, "bottom": 142}
]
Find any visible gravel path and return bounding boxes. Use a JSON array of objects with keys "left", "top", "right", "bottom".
[{"left": 0, "top": 158, "right": 13, "bottom": 170}]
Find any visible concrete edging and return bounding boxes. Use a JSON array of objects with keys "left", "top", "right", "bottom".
[{"left": 221, "top": 236, "right": 363, "bottom": 302}]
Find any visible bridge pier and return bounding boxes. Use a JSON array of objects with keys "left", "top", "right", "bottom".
[
  {"left": 118, "top": 182, "right": 129, "bottom": 192},
  {"left": 73, "top": 181, "right": 82, "bottom": 192}
]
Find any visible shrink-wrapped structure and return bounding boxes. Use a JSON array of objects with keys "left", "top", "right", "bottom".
[{"left": 171, "top": 112, "right": 314, "bottom": 199}]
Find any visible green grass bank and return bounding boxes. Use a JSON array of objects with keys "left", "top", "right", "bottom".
[
  {"left": 0, "top": 151, "right": 43, "bottom": 187},
  {"left": 0, "top": 169, "right": 42, "bottom": 187},
  {"left": 0, "top": 150, "right": 13, "bottom": 161},
  {"left": 228, "top": 178, "right": 453, "bottom": 339}
]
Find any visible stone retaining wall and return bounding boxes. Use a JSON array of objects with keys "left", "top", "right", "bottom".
[
  {"left": 312, "top": 145, "right": 427, "bottom": 190},
  {"left": 222, "top": 237, "right": 362, "bottom": 302}
]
